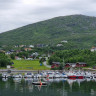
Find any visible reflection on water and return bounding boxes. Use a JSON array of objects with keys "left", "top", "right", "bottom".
[{"left": 0, "top": 78, "right": 96, "bottom": 96}]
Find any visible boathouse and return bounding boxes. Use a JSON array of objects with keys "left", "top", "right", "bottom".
[
  {"left": 76, "top": 62, "right": 87, "bottom": 67},
  {"left": 65, "top": 62, "right": 87, "bottom": 68},
  {"left": 51, "top": 62, "right": 60, "bottom": 68},
  {"left": 65, "top": 63, "right": 76, "bottom": 68}
]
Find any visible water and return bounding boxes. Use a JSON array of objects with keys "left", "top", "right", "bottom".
[{"left": 0, "top": 78, "right": 96, "bottom": 96}]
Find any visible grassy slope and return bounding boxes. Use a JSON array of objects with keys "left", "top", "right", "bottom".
[
  {"left": 12, "top": 60, "right": 50, "bottom": 70},
  {"left": 1, "top": 15, "right": 96, "bottom": 48}
]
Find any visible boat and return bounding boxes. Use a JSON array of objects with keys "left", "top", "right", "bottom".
[
  {"left": 24, "top": 72, "right": 34, "bottom": 78},
  {"left": 2, "top": 78, "right": 8, "bottom": 82},
  {"left": 32, "top": 81, "right": 47, "bottom": 85},
  {"left": 34, "top": 73, "right": 42, "bottom": 78},
  {"left": 2, "top": 73, "right": 10, "bottom": 78},
  {"left": 41, "top": 71, "right": 47, "bottom": 78},
  {"left": 54, "top": 72, "right": 61, "bottom": 78},
  {"left": 75, "top": 72, "right": 84, "bottom": 79},
  {"left": 12, "top": 74, "right": 23, "bottom": 78},
  {"left": 46, "top": 72, "right": 55, "bottom": 78},
  {"left": 61, "top": 72, "right": 67, "bottom": 78},
  {"left": 85, "top": 72, "right": 93, "bottom": 79},
  {"left": 67, "top": 71, "right": 84, "bottom": 79}
]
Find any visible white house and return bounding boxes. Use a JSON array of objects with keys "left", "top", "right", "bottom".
[
  {"left": 56, "top": 44, "right": 63, "bottom": 47},
  {"left": 26, "top": 58, "right": 33, "bottom": 60},
  {"left": 91, "top": 47, "right": 96, "bottom": 52},
  {"left": 61, "top": 40, "right": 68, "bottom": 43},
  {"left": 29, "top": 45, "right": 34, "bottom": 48},
  {"left": 5, "top": 51, "right": 13, "bottom": 55}
]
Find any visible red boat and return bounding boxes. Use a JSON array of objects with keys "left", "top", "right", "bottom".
[
  {"left": 68, "top": 75, "right": 84, "bottom": 79},
  {"left": 67, "top": 72, "right": 84, "bottom": 79}
]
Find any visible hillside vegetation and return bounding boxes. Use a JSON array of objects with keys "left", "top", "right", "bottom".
[
  {"left": 0, "top": 15, "right": 96, "bottom": 48},
  {"left": 48, "top": 49, "right": 96, "bottom": 67}
]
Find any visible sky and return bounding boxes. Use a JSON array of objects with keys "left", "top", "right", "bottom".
[{"left": 0, "top": 0, "right": 96, "bottom": 33}]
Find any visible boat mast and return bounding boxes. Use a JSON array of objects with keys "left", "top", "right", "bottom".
[{"left": 63, "top": 57, "right": 65, "bottom": 70}]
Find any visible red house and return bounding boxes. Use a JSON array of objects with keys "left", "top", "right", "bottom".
[
  {"left": 76, "top": 62, "right": 87, "bottom": 67},
  {"left": 65, "top": 63, "right": 76, "bottom": 68},
  {"left": 65, "top": 62, "right": 87, "bottom": 68},
  {"left": 51, "top": 62, "right": 60, "bottom": 68}
]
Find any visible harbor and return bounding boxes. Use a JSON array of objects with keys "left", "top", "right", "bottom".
[{"left": 1, "top": 70, "right": 96, "bottom": 80}]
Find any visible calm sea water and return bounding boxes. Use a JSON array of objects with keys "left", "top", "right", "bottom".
[{"left": 0, "top": 78, "right": 96, "bottom": 96}]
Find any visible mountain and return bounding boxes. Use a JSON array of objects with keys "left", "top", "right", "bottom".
[{"left": 0, "top": 14, "right": 96, "bottom": 48}]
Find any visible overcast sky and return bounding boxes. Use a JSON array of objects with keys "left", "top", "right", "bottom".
[{"left": 0, "top": 0, "right": 96, "bottom": 33}]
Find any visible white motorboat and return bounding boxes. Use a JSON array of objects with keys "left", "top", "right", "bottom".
[
  {"left": 24, "top": 72, "right": 34, "bottom": 78},
  {"left": 85, "top": 72, "right": 93, "bottom": 79},
  {"left": 2, "top": 78, "right": 8, "bottom": 82},
  {"left": 12, "top": 74, "right": 23, "bottom": 78},
  {"left": 34, "top": 74, "right": 42, "bottom": 78},
  {"left": 2, "top": 73, "right": 10, "bottom": 78},
  {"left": 54, "top": 72, "right": 61, "bottom": 78},
  {"left": 47, "top": 72, "right": 55, "bottom": 78},
  {"left": 61, "top": 72, "right": 67, "bottom": 78}
]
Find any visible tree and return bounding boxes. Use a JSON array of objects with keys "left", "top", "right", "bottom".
[{"left": 0, "top": 52, "right": 11, "bottom": 67}]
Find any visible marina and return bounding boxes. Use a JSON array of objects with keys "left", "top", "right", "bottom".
[{"left": 1, "top": 70, "right": 96, "bottom": 80}]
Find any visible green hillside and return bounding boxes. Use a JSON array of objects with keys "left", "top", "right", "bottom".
[{"left": 0, "top": 14, "right": 96, "bottom": 48}]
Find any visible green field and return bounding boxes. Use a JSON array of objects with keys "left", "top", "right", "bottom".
[{"left": 12, "top": 60, "right": 50, "bottom": 70}]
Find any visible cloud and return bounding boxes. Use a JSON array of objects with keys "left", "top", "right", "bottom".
[{"left": 0, "top": 0, "right": 96, "bottom": 33}]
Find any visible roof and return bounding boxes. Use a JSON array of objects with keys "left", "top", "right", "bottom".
[
  {"left": 66, "top": 63, "right": 76, "bottom": 65},
  {"left": 77, "top": 62, "right": 86, "bottom": 64},
  {"left": 52, "top": 62, "right": 61, "bottom": 64}
]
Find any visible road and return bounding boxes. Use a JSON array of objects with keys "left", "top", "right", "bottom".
[{"left": 43, "top": 61, "right": 51, "bottom": 68}]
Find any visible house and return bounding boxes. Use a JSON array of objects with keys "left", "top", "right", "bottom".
[
  {"left": 65, "top": 63, "right": 76, "bottom": 68},
  {"left": 15, "top": 56, "right": 21, "bottom": 60},
  {"left": 26, "top": 58, "right": 33, "bottom": 60},
  {"left": 24, "top": 48, "right": 32, "bottom": 51},
  {"left": 76, "top": 62, "right": 87, "bottom": 67},
  {"left": 0, "top": 50, "right": 5, "bottom": 53},
  {"left": 91, "top": 47, "right": 96, "bottom": 52},
  {"left": 29, "top": 45, "right": 34, "bottom": 48},
  {"left": 51, "top": 62, "right": 61, "bottom": 69},
  {"left": 19, "top": 45, "right": 25, "bottom": 48},
  {"left": 65, "top": 62, "right": 87, "bottom": 68},
  {"left": 14, "top": 45, "right": 19, "bottom": 48},
  {"left": 16, "top": 50, "right": 22, "bottom": 53},
  {"left": 61, "top": 40, "right": 68, "bottom": 43},
  {"left": 5, "top": 51, "right": 13, "bottom": 55},
  {"left": 36, "top": 44, "right": 46, "bottom": 48},
  {"left": 56, "top": 44, "right": 63, "bottom": 47}
]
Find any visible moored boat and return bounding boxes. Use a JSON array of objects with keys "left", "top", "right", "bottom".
[{"left": 24, "top": 72, "right": 34, "bottom": 78}]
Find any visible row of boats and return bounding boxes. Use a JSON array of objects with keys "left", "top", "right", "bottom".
[{"left": 1, "top": 71, "right": 96, "bottom": 79}]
